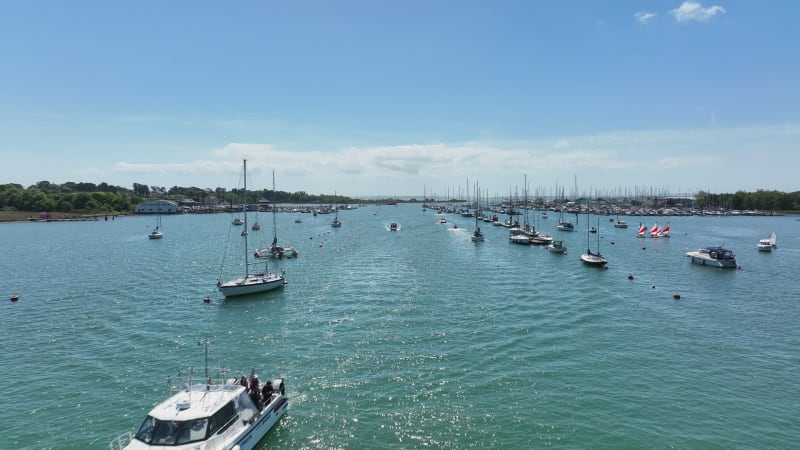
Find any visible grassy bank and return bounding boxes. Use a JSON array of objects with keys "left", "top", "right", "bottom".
[{"left": 0, "top": 210, "right": 124, "bottom": 223}]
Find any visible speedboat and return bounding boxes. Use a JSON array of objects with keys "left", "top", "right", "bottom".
[
  {"left": 110, "top": 350, "right": 287, "bottom": 450},
  {"left": 390, "top": 223, "right": 398, "bottom": 231},
  {"left": 686, "top": 246, "right": 738, "bottom": 268}
]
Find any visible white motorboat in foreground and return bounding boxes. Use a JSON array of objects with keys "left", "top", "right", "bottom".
[
  {"left": 757, "top": 232, "right": 777, "bottom": 252},
  {"left": 686, "top": 246, "right": 738, "bottom": 268},
  {"left": 110, "top": 348, "right": 287, "bottom": 450}
]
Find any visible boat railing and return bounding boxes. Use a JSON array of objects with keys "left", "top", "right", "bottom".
[{"left": 109, "top": 431, "right": 133, "bottom": 450}]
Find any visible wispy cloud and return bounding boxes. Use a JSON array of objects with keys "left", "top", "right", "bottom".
[
  {"left": 114, "top": 114, "right": 172, "bottom": 123},
  {"left": 670, "top": 2, "right": 726, "bottom": 23},
  {"left": 634, "top": 11, "right": 657, "bottom": 24}
]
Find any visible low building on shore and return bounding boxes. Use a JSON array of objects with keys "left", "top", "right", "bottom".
[{"left": 135, "top": 199, "right": 178, "bottom": 214}]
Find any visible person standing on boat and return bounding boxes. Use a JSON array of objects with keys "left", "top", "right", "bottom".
[{"left": 261, "top": 380, "right": 274, "bottom": 408}]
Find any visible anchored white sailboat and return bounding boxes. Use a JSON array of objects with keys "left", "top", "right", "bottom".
[
  {"left": 217, "top": 160, "right": 286, "bottom": 298},
  {"left": 148, "top": 215, "right": 163, "bottom": 239},
  {"left": 580, "top": 208, "right": 607, "bottom": 267},
  {"left": 471, "top": 182, "right": 484, "bottom": 242},
  {"left": 255, "top": 171, "right": 298, "bottom": 259}
]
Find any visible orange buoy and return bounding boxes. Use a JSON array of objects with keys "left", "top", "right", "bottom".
[
  {"left": 673, "top": 293, "right": 681, "bottom": 300},
  {"left": 10, "top": 295, "right": 19, "bottom": 302},
  {"left": 627, "top": 274, "right": 634, "bottom": 280}
]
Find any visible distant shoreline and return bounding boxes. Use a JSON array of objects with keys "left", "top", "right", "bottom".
[{"left": 0, "top": 211, "right": 128, "bottom": 223}]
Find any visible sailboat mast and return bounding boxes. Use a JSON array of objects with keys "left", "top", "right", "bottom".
[
  {"left": 272, "top": 170, "right": 277, "bottom": 246},
  {"left": 243, "top": 159, "right": 249, "bottom": 277}
]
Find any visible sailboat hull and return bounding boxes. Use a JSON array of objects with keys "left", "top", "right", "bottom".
[
  {"left": 219, "top": 273, "right": 286, "bottom": 297},
  {"left": 580, "top": 253, "right": 608, "bottom": 266}
]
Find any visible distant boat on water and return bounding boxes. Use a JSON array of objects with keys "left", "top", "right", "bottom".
[
  {"left": 148, "top": 216, "right": 163, "bottom": 239},
  {"left": 757, "top": 232, "right": 777, "bottom": 251}
]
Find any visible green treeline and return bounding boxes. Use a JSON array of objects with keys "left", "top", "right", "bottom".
[
  {"left": 694, "top": 190, "right": 800, "bottom": 212},
  {"left": 0, "top": 181, "right": 358, "bottom": 214},
  {"left": 2, "top": 181, "right": 799, "bottom": 214}
]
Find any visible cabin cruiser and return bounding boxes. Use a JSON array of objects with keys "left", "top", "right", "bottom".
[
  {"left": 757, "top": 232, "right": 777, "bottom": 252},
  {"left": 548, "top": 240, "right": 567, "bottom": 254},
  {"left": 111, "top": 368, "right": 287, "bottom": 450},
  {"left": 686, "top": 246, "right": 738, "bottom": 268}
]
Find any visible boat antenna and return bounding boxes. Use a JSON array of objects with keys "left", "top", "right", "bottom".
[{"left": 199, "top": 339, "right": 211, "bottom": 385}]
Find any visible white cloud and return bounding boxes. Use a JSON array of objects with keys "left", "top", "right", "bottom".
[
  {"left": 634, "top": 11, "right": 657, "bottom": 24},
  {"left": 670, "top": 2, "right": 726, "bottom": 23},
  {"left": 77, "top": 123, "right": 800, "bottom": 196}
]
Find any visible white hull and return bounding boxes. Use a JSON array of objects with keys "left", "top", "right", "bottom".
[
  {"left": 580, "top": 252, "right": 607, "bottom": 266},
  {"left": 509, "top": 234, "right": 531, "bottom": 245},
  {"left": 686, "top": 248, "right": 738, "bottom": 268},
  {"left": 148, "top": 232, "right": 163, "bottom": 239},
  {"left": 255, "top": 246, "right": 299, "bottom": 259},
  {"left": 531, "top": 233, "right": 554, "bottom": 245},
  {"left": 548, "top": 241, "right": 567, "bottom": 254},
  {"left": 688, "top": 255, "right": 737, "bottom": 267},
  {"left": 758, "top": 232, "right": 777, "bottom": 251},
  {"left": 219, "top": 272, "right": 286, "bottom": 297},
  {"left": 115, "top": 379, "right": 288, "bottom": 450}
]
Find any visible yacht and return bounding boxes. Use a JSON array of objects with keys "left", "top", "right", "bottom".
[
  {"left": 686, "top": 246, "right": 738, "bottom": 268},
  {"left": 757, "top": 232, "right": 777, "bottom": 252},
  {"left": 110, "top": 346, "right": 287, "bottom": 450}
]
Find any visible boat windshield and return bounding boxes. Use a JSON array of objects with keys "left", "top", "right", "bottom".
[{"left": 134, "top": 415, "right": 209, "bottom": 446}]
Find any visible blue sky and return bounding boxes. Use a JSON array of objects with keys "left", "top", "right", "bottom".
[{"left": 1, "top": 1, "right": 798, "bottom": 198}]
